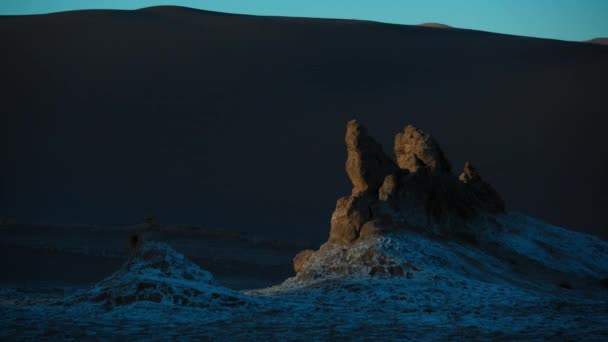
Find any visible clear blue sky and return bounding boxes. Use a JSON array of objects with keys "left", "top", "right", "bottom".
[{"left": 1, "top": 0, "right": 607, "bottom": 41}]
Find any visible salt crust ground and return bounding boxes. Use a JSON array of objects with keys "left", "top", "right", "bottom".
[{"left": 2, "top": 212, "right": 608, "bottom": 340}]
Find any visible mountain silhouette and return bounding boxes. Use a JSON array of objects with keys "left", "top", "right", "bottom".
[{"left": 1, "top": 6, "right": 607, "bottom": 242}]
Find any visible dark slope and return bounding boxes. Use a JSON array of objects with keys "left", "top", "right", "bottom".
[{"left": 1, "top": 6, "right": 607, "bottom": 242}]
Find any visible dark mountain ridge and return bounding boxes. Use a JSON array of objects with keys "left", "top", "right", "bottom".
[{"left": 1, "top": 6, "right": 607, "bottom": 242}]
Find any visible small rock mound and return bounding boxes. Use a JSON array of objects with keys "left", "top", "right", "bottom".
[
  {"left": 459, "top": 161, "right": 481, "bottom": 184},
  {"left": 65, "top": 242, "right": 249, "bottom": 309}
]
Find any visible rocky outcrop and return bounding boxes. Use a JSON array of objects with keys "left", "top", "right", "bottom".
[
  {"left": 294, "top": 120, "right": 506, "bottom": 274},
  {"left": 329, "top": 194, "right": 374, "bottom": 244},
  {"left": 345, "top": 120, "right": 398, "bottom": 195},
  {"left": 459, "top": 161, "right": 481, "bottom": 184},
  {"left": 394, "top": 125, "right": 451, "bottom": 173},
  {"left": 459, "top": 162, "right": 505, "bottom": 212},
  {"left": 293, "top": 249, "right": 315, "bottom": 273},
  {"left": 328, "top": 120, "right": 397, "bottom": 245}
]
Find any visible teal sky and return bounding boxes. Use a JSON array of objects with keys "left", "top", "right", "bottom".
[{"left": 1, "top": 0, "right": 607, "bottom": 41}]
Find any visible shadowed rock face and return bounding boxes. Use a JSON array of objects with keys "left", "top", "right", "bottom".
[
  {"left": 345, "top": 120, "right": 398, "bottom": 196},
  {"left": 459, "top": 162, "right": 505, "bottom": 212},
  {"left": 329, "top": 120, "right": 398, "bottom": 244},
  {"left": 459, "top": 161, "right": 481, "bottom": 184},
  {"left": 295, "top": 121, "right": 506, "bottom": 267}
]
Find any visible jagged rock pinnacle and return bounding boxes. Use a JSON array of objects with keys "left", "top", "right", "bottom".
[
  {"left": 394, "top": 125, "right": 451, "bottom": 173},
  {"left": 459, "top": 161, "right": 505, "bottom": 213},
  {"left": 459, "top": 161, "right": 481, "bottom": 183},
  {"left": 345, "top": 120, "right": 397, "bottom": 196}
]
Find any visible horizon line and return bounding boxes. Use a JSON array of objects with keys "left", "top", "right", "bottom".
[{"left": 0, "top": 5, "right": 606, "bottom": 43}]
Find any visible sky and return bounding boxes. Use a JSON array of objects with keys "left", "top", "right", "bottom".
[{"left": 0, "top": 0, "right": 607, "bottom": 41}]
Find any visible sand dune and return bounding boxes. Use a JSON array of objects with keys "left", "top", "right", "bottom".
[{"left": 1, "top": 6, "right": 607, "bottom": 242}]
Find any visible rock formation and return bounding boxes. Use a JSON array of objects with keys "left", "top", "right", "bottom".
[
  {"left": 293, "top": 249, "right": 315, "bottom": 273},
  {"left": 327, "top": 120, "right": 398, "bottom": 245},
  {"left": 345, "top": 120, "right": 398, "bottom": 195},
  {"left": 459, "top": 161, "right": 481, "bottom": 183},
  {"left": 459, "top": 162, "right": 505, "bottom": 212},
  {"left": 329, "top": 195, "right": 374, "bottom": 244},
  {"left": 394, "top": 125, "right": 451, "bottom": 173},
  {"left": 294, "top": 120, "right": 506, "bottom": 273}
]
